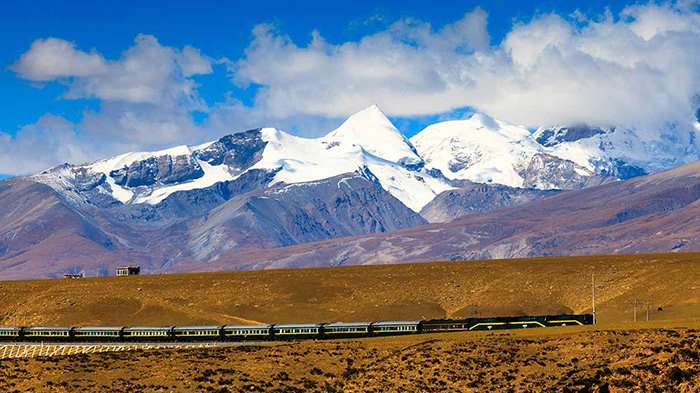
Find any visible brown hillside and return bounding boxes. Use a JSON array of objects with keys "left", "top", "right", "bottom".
[{"left": 0, "top": 252, "right": 698, "bottom": 327}]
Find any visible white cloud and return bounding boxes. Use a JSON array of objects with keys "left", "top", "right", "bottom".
[
  {"left": 10, "top": 38, "right": 108, "bottom": 81},
  {"left": 11, "top": 34, "right": 213, "bottom": 107},
  {"left": 624, "top": 3, "right": 700, "bottom": 40},
  {"left": 503, "top": 14, "right": 573, "bottom": 69},
  {"left": 4, "top": 35, "right": 220, "bottom": 175},
  {"left": 235, "top": 8, "right": 490, "bottom": 118},
  {"left": 178, "top": 45, "right": 214, "bottom": 77},
  {"left": 204, "top": 96, "right": 343, "bottom": 138},
  {"left": 0, "top": 116, "right": 91, "bottom": 174},
  {"left": 4, "top": 2, "right": 700, "bottom": 176},
  {"left": 235, "top": 3, "right": 700, "bottom": 134}
]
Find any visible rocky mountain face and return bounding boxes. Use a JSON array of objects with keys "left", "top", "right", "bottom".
[
  {"left": 0, "top": 167, "right": 425, "bottom": 279},
  {"left": 420, "top": 183, "right": 557, "bottom": 223},
  {"left": 195, "top": 159, "right": 700, "bottom": 271},
  {"left": 2, "top": 106, "right": 700, "bottom": 279},
  {"left": 186, "top": 172, "right": 427, "bottom": 262},
  {"left": 0, "top": 179, "right": 127, "bottom": 277}
]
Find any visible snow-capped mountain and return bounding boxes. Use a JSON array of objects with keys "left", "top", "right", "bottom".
[
  {"left": 6, "top": 104, "right": 700, "bottom": 279},
  {"left": 33, "top": 105, "right": 451, "bottom": 213},
  {"left": 247, "top": 105, "right": 449, "bottom": 211},
  {"left": 411, "top": 113, "right": 700, "bottom": 191},
  {"left": 533, "top": 124, "right": 700, "bottom": 179},
  {"left": 34, "top": 106, "right": 646, "bottom": 220},
  {"left": 37, "top": 106, "right": 692, "bottom": 221},
  {"left": 410, "top": 113, "right": 607, "bottom": 190}
]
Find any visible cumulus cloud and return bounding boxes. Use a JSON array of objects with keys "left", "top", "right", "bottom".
[
  {"left": 0, "top": 116, "right": 91, "bottom": 175},
  {"left": 235, "top": 8, "right": 490, "bottom": 119},
  {"left": 205, "top": 96, "right": 343, "bottom": 138},
  {"left": 4, "top": 1, "right": 700, "bottom": 176},
  {"left": 11, "top": 34, "right": 213, "bottom": 107},
  {"left": 10, "top": 38, "right": 108, "bottom": 81},
  {"left": 235, "top": 3, "right": 700, "bottom": 133},
  {"left": 3, "top": 35, "right": 220, "bottom": 174}
]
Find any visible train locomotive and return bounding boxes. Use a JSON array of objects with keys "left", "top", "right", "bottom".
[{"left": 0, "top": 314, "right": 592, "bottom": 343}]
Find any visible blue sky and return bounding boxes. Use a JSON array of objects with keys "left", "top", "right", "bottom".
[
  {"left": 1, "top": 0, "right": 627, "bottom": 132},
  {"left": 1, "top": 0, "right": 699, "bottom": 175}
]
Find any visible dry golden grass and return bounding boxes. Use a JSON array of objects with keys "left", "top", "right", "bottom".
[
  {"left": 0, "top": 326, "right": 698, "bottom": 392},
  {"left": 0, "top": 253, "right": 699, "bottom": 392},
  {"left": 0, "top": 252, "right": 698, "bottom": 327}
]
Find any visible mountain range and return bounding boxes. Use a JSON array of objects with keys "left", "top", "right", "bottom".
[{"left": 1, "top": 105, "right": 699, "bottom": 279}]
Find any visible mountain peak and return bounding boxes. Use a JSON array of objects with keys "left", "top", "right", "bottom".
[
  {"left": 325, "top": 105, "right": 421, "bottom": 165},
  {"left": 340, "top": 104, "right": 394, "bottom": 132},
  {"left": 410, "top": 114, "right": 559, "bottom": 187},
  {"left": 467, "top": 112, "right": 500, "bottom": 129}
]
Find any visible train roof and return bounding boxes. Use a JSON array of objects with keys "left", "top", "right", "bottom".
[
  {"left": 172, "top": 326, "right": 223, "bottom": 330},
  {"left": 123, "top": 326, "right": 172, "bottom": 331},
  {"left": 223, "top": 325, "right": 271, "bottom": 329},
  {"left": 24, "top": 326, "right": 73, "bottom": 331},
  {"left": 73, "top": 327, "right": 123, "bottom": 331},
  {"left": 324, "top": 322, "right": 372, "bottom": 327},
  {"left": 273, "top": 323, "right": 323, "bottom": 328},
  {"left": 372, "top": 321, "right": 422, "bottom": 326},
  {"left": 0, "top": 327, "right": 22, "bottom": 331}
]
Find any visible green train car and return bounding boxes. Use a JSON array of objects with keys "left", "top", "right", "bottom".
[{"left": 0, "top": 314, "right": 593, "bottom": 342}]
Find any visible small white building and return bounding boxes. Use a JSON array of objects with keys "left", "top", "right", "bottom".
[{"left": 116, "top": 266, "right": 140, "bottom": 277}]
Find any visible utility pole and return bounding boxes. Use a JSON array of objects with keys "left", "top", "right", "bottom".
[
  {"left": 646, "top": 300, "right": 650, "bottom": 322},
  {"left": 632, "top": 300, "right": 638, "bottom": 322},
  {"left": 592, "top": 273, "right": 597, "bottom": 325}
]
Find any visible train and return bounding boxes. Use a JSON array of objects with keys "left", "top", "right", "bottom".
[{"left": 0, "top": 314, "right": 593, "bottom": 342}]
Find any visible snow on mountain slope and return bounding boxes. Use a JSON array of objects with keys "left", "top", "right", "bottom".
[
  {"left": 410, "top": 113, "right": 601, "bottom": 190},
  {"left": 35, "top": 142, "right": 238, "bottom": 206},
  {"left": 249, "top": 127, "right": 363, "bottom": 185},
  {"left": 87, "top": 143, "right": 233, "bottom": 205},
  {"left": 33, "top": 105, "right": 452, "bottom": 212},
  {"left": 533, "top": 125, "right": 700, "bottom": 179},
  {"left": 324, "top": 105, "right": 422, "bottom": 166},
  {"left": 411, "top": 113, "right": 540, "bottom": 187},
  {"left": 39, "top": 105, "right": 694, "bottom": 213},
  {"left": 248, "top": 106, "right": 451, "bottom": 211}
]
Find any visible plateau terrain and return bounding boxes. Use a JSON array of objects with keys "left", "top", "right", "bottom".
[
  {"left": 2, "top": 107, "right": 700, "bottom": 279},
  {"left": 1, "top": 253, "right": 697, "bottom": 327}
]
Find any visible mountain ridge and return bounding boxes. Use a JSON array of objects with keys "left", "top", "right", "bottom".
[
  {"left": 199, "top": 159, "right": 700, "bottom": 272},
  {"left": 2, "top": 105, "right": 700, "bottom": 279}
]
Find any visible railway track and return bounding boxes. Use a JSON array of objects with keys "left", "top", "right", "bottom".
[
  {"left": 0, "top": 313, "right": 593, "bottom": 359},
  {"left": 0, "top": 341, "right": 270, "bottom": 359}
]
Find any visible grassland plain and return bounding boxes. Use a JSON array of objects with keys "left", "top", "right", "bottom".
[
  {"left": 0, "top": 326, "right": 698, "bottom": 392},
  {"left": 0, "top": 252, "right": 698, "bottom": 326},
  {"left": 0, "top": 253, "right": 698, "bottom": 392}
]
